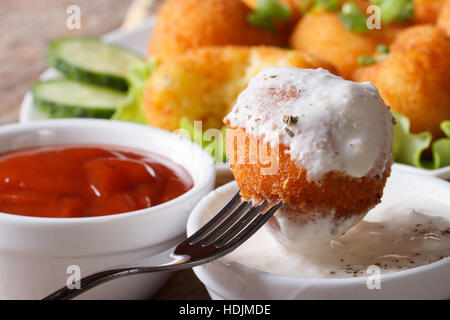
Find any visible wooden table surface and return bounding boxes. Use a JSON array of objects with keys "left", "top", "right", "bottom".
[{"left": 0, "top": 0, "right": 210, "bottom": 300}]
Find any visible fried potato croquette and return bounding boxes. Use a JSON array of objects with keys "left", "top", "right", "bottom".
[
  {"left": 143, "top": 46, "right": 336, "bottom": 131},
  {"left": 354, "top": 25, "right": 450, "bottom": 139},
  {"left": 413, "top": 0, "right": 446, "bottom": 23},
  {"left": 225, "top": 67, "right": 393, "bottom": 244},
  {"left": 289, "top": 12, "right": 404, "bottom": 79},
  {"left": 437, "top": 0, "right": 450, "bottom": 36},
  {"left": 148, "top": 0, "right": 286, "bottom": 61},
  {"left": 226, "top": 133, "right": 391, "bottom": 220}
]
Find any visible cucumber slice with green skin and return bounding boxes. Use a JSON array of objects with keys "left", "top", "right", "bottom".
[
  {"left": 47, "top": 37, "right": 144, "bottom": 91},
  {"left": 32, "top": 79, "right": 128, "bottom": 119}
]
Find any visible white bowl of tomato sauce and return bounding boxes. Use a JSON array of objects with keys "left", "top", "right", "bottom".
[{"left": 0, "top": 119, "right": 215, "bottom": 299}]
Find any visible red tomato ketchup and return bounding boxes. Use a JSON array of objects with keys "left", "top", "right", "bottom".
[{"left": 0, "top": 145, "right": 193, "bottom": 218}]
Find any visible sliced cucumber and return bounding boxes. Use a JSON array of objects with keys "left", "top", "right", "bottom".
[
  {"left": 47, "top": 37, "right": 144, "bottom": 91},
  {"left": 32, "top": 79, "right": 128, "bottom": 118}
]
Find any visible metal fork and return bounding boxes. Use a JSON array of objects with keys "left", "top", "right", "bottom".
[{"left": 44, "top": 192, "right": 282, "bottom": 300}]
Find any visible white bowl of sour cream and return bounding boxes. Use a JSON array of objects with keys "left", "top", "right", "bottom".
[{"left": 187, "top": 169, "right": 450, "bottom": 300}]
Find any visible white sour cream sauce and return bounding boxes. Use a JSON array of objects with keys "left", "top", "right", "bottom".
[
  {"left": 197, "top": 182, "right": 450, "bottom": 279},
  {"left": 230, "top": 194, "right": 450, "bottom": 278},
  {"left": 224, "top": 67, "right": 393, "bottom": 181}
]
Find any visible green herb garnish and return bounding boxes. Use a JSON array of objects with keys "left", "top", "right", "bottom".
[
  {"left": 376, "top": 44, "right": 389, "bottom": 54},
  {"left": 301, "top": 0, "right": 340, "bottom": 14},
  {"left": 247, "top": 0, "right": 292, "bottom": 33},
  {"left": 357, "top": 55, "right": 376, "bottom": 66},
  {"left": 339, "top": 1, "right": 368, "bottom": 33},
  {"left": 282, "top": 114, "right": 299, "bottom": 126},
  {"left": 370, "top": 0, "right": 414, "bottom": 24},
  {"left": 284, "top": 127, "right": 295, "bottom": 137},
  {"left": 357, "top": 45, "right": 389, "bottom": 66}
]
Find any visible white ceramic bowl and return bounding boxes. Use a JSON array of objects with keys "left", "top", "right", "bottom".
[
  {"left": 0, "top": 119, "right": 215, "bottom": 299},
  {"left": 392, "top": 163, "right": 450, "bottom": 181},
  {"left": 187, "top": 169, "right": 450, "bottom": 300}
]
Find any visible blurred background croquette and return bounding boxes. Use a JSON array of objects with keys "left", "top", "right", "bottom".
[
  {"left": 143, "top": 46, "right": 336, "bottom": 131},
  {"left": 289, "top": 11, "right": 406, "bottom": 79},
  {"left": 148, "top": 0, "right": 289, "bottom": 60},
  {"left": 354, "top": 25, "right": 450, "bottom": 140},
  {"left": 437, "top": 0, "right": 450, "bottom": 36},
  {"left": 413, "top": 0, "right": 447, "bottom": 23}
]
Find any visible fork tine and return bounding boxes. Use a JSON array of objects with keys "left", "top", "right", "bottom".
[
  {"left": 206, "top": 201, "right": 268, "bottom": 247},
  {"left": 197, "top": 200, "right": 252, "bottom": 245},
  {"left": 188, "top": 192, "right": 242, "bottom": 244},
  {"left": 217, "top": 201, "right": 282, "bottom": 249}
]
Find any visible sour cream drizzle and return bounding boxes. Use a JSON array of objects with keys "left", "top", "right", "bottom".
[{"left": 224, "top": 67, "right": 394, "bottom": 181}]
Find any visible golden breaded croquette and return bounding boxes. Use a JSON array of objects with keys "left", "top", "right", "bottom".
[
  {"left": 143, "top": 46, "right": 336, "bottom": 131},
  {"left": 289, "top": 9, "right": 411, "bottom": 79},
  {"left": 413, "top": 0, "right": 446, "bottom": 23},
  {"left": 290, "top": 12, "right": 384, "bottom": 79},
  {"left": 148, "top": 0, "right": 285, "bottom": 61},
  {"left": 224, "top": 67, "right": 393, "bottom": 224},
  {"left": 354, "top": 25, "right": 450, "bottom": 139},
  {"left": 437, "top": 0, "right": 450, "bottom": 36},
  {"left": 226, "top": 132, "right": 391, "bottom": 220}
]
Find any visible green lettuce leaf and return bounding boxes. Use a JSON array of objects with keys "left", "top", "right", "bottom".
[
  {"left": 431, "top": 121, "right": 450, "bottom": 169},
  {"left": 392, "top": 110, "right": 450, "bottom": 170},
  {"left": 111, "top": 57, "right": 158, "bottom": 123},
  {"left": 178, "top": 117, "right": 227, "bottom": 164},
  {"left": 339, "top": 1, "right": 368, "bottom": 33},
  {"left": 301, "top": 0, "right": 340, "bottom": 13},
  {"left": 247, "top": 0, "right": 292, "bottom": 33},
  {"left": 370, "top": 0, "right": 414, "bottom": 24}
]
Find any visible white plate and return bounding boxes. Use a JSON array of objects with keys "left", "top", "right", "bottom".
[{"left": 18, "top": 17, "right": 450, "bottom": 180}]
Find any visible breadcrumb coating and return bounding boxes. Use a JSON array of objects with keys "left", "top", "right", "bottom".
[
  {"left": 143, "top": 46, "right": 336, "bottom": 131},
  {"left": 354, "top": 25, "right": 450, "bottom": 139},
  {"left": 148, "top": 0, "right": 286, "bottom": 61},
  {"left": 226, "top": 128, "right": 392, "bottom": 221}
]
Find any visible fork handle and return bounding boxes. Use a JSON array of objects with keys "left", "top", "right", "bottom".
[{"left": 43, "top": 246, "right": 185, "bottom": 300}]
